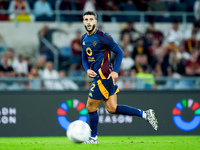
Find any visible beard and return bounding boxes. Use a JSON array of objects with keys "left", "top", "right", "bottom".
[{"left": 84, "top": 24, "right": 96, "bottom": 33}]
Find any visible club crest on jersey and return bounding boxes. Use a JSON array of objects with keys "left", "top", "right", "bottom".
[
  {"left": 83, "top": 41, "right": 85, "bottom": 45},
  {"left": 86, "top": 47, "right": 92, "bottom": 56},
  {"left": 92, "top": 41, "right": 97, "bottom": 46}
]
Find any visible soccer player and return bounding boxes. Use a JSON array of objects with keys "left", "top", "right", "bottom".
[{"left": 81, "top": 11, "right": 158, "bottom": 144}]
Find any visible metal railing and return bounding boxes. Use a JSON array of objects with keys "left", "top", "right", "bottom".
[
  {"left": 40, "top": 37, "right": 59, "bottom": 71},
  {"left": 0, "top": 77, "right": 199, "bottom": 91},
  {"left": 54, "top": 0, "right": 195, "bottom": 26},
  {"left": 0, "top": 7, "right": 195, "bottom": 24}
]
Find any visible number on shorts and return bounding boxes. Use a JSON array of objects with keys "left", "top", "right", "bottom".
[{"left": 91, "top": 84, "right": 95, "bottom": 91}]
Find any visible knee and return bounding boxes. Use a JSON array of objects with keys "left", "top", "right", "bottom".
[
  {"left": 86, "top": 104, "right": 97, "bottom": 113},
  {"left": 106, "top": 106, "right": 117, "bottom": 114}
]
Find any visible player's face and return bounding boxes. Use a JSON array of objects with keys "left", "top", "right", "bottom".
[{"left": 83, "top": 15, "right": 97, "bottom": 33}]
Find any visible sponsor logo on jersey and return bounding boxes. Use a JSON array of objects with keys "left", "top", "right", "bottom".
[{"left": 86, "top": 47, "right": 92, "bottom": 56}]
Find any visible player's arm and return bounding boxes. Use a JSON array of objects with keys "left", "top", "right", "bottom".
[
  {"left": 87, "top": 69, "right": 97, "bottom": 78},
  {"left": 107, "top": 37, "right": 124, "bottom": 84},
  {"left": 108, "top": 39, "right": 124, "bottom": 73},
  {"left": 81, "top": 47, "right": 97, "bottom": 78}
]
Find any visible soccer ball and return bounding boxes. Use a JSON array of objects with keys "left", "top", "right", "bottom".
[{"left": 67, "top": 120, "right": 91, "bottom": 143}]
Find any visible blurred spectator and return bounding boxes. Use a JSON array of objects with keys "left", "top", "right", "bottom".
[
  {"left": 83, "top": 0, "right": 96, "bottom": 12},
  {"left": 57, "top": 70, "right": 79, "bottom": 90},
  {"left": 27, "top": 0, "right": 35, "bottom": 9},
  {"left": 28, "top": 67, "right": 39, "bottom": 78},
  {"left": 0, "top": 55, "right": 17, "bottom": 90},
  {"left": 130, "top": 54, "right": 148, "bottom": 77},
  {"left": 60, "top": 0, "right": 81, "bottom": 10},
  {"left": 8, "top": 0, "right": 31, "bottom": 14},
  {"left": 176, "top": 42, "right": 190, "bottom": 62},
  {"left": 151, "top": 48, "right": 170, "bottom": 76},
  {"left": 38, "top": 25, "right": 67, "bottom": 61},
  {"left": 120, "top": 48, "right": 134, "bottom": 77},
  {"left": 168, "top": 51, "right": 185, "bottom": 76},
  {"left": 148, "top": 0, "right": 167, "bottom": 11},
  {"left": 152, "top": 61, "right": 163, "bottom": 77},
  {"left": 119, "top": 33, "right": 134, "bottom": 76},
  {"left": 184, "top": 21, "right": 200, "bottom": 40},
  {"left": 117, "top": 46, "right": 135, "bottom": 89},
  {"left": 177, "top": 48, "right": 200, "bottom": 89},
  {"left": 42, "top": 62, "right": 79, "bottom": 90},
  {"left": 194, "top": 0, "right": 200, "bottom": 22},
  {"left": 144, "top": 31, "right": 154, "bottom": 51},
  {"left": 119, "top": 33, "right": 133, "bottom": 53},
  {"left": 70, "top": 30, "right": 82, "bottom": 76},
  {"left": 102, "top": 0, "right": 119, "bottom": 11},
  {"left": 96, "top": 0, "right": 119, "bottom": 21},
  {"left": 135, "top": 65, "right": 155, "bottom": 89},
  {"left": 60, "top": 0, "right": 71, "bottom": 10},
  {"left": 0, "top": 34, "right": 8, "bottom": 52},
  {"left": 33, "top": 0, "right": 53, "bottom": 21},
  {"left": 131, "top": 37, "right": 151, "bottom": 62},
  {"left": 120, "top": 21, "right": 142, "bottom": 44},
  {"left": 0, "top": 55, "right": 15, "bottom": 77},
  {"left": 164, "top": 50, "right": 185, "bottom": 89},
  {"left": 42, "top": 61, "right": 59, "bottom": 90},
  {"left": 185, "top": 48, "right": 200, "bottom": 76},
  {"left": 0, "top": 0, "right": 9, "bottom": 9},
  {"left": 184, "top": 31, "right": 200, "bottom": 54},
  {"left": 146, "top": 22, "right": 164, "bottom": 44},
  {"left": 147, "top": 0, "right": 168, "bottom": 22},
  {"left": 36, "top": 55, "right": 46, "bottom": 76},
  {"left": 162, "top": 0, "right": 180, "bottom": 11},
  {"left": 122, "top": 0, "right": 137, "bottom": 11},
  {"left": 8, "top": 0, "right": 33, "bottom": 21},
  {"left": 38, "top": 25, "right": 53, "bottom": 60},
  {"left": 6, "top": 48, "right": 18, "bottom": 67},
  {"left": 0, "top": 0, "right": 9, "bottom": 21},
  {"left": 12, "top": 54, "right": 28, "bottom": 77},
  {"left": 164, "top": 20, "right": 183, "bottom": 46},
  {"left": 98, "top": 25, "right": 103, "bottom": 30},
  {"left": 178, "top": 0, "right": 187, "bottom": 11},
  {"left": 25, "top": 57, "right": 32, "bottom": 73},
  {"left": 166, "top": 39, "right": 179, "bottom": 54},
  {"left": 148, "top": 38, "right": 159, "bottom": 57},
  {"left": 59, "top": 0, "right": 82, "bottom": 21},
  {"left": 121, "top": 0, "right": 137, "bottom": 21},
  {"left": 149, "top": 38, "right": 166, "bottom": 59},
  {"left": 28, "top": 67, "right": 41, "bottom": 90},
  {"left": 134, "top": 0, "right": 150, "bottom": 11}
]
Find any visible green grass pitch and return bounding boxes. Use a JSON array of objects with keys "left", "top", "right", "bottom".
[{"left": 0, "top": 136, "right": 199, "bottom": 150}]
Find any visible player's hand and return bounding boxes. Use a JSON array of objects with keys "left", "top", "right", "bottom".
[
  {"left": 87, "top": 69, "right": 97, "bottom": 78},
  {"left": 107, "top": 71, "right": 118, "bottom": 85}
]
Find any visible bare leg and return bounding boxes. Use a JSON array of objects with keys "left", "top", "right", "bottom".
[
  {"left": 86, "top": 97, "right": 103, "bottom": 112},
  {"left": 104, "top": 94, "right": 117, "bottom": 114}
]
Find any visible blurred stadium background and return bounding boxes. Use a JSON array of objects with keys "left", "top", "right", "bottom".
[{"left": 0, "top": 0, "right": 200, "bottom": 138}]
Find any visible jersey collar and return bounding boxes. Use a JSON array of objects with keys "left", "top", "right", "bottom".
[{"left": 87, "top": 28, "right": 97, "bottom": 36}]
